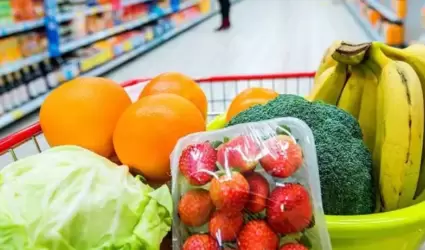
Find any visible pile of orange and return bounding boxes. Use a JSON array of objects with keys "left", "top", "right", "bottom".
[
  {"left": 40, "top": 72, "right": 206, "bottom": 182},
  {"left": 40, "top": 72, "right": 278, "bottom": 183}
]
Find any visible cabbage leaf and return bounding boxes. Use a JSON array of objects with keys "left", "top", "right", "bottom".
[{"left": 0, "top": 146, "right": 172, "bottom": 250}]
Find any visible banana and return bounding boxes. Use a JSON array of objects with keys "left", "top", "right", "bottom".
[
  {"left": 337, "top": 66, "right": 365, "bottom": 119},
  {"left": 314, "top": 40, "right": 342, "bottom": 84},
  {"left": 379, "top": 43, "right": 425, "bottom": 201},
  {"left": 308, "top": 62, "right": 348, "bottom": 105},
  {"left": 370, "top": 44, "right": 424, "bottom": 211},
  {"left": 358, "top": 61, "right": 381, "bottom": 212},
  {"left": 357, "top": 63, "right": 379, "bottom": 153}
]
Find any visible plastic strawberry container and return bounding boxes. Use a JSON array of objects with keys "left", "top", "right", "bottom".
[{"left": 171, "top": 117, "right": 332, "bottom": 250}]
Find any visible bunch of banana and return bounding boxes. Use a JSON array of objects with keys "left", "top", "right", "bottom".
[
  {"left": 309, "top": 42, "right": 371, "bottom": 106},
  {"left": 311, "top": 41, "right": 425, "bottom": 212}
]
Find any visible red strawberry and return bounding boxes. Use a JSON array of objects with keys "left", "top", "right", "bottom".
[
  {"left": 178, "top": 189, "right": 214, "bottom": 227},
  {"left": 179, "top": 142, "right": 217, "bottom": 186},
  {"left": 209, "top": 172, "right": 249, "bottom": 212},
  {"left": 245, "top": 172, "right": 269, "bottom": 213},
  {"left": 209, "top": 210, "right": 244, "bottom": 242},
  {"left": 266, "top": 183, "right": 313, "bottom": 234},
  {"left": 260, "top": 135, "right": 303, "bottom": 178},
  {"left": 217, "top": 135, "right": 261, "bottom": 172},
  {"left": 237, "top": 220, "right": 278, "bottom": 250},
  {"left": 280, "top": 243, "right": 309, "bottom": 250},
  {"left": 183, "top": 234, "right": 220, "bottom": 250}
]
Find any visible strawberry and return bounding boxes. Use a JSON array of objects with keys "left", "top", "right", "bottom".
[
  {"left": 183, "top": 234, "right": 220, "bottom": 250},
  {"left": 217, "top": 135, "right": 261, "bottom": 173},
  {"left": 209, "top": 210, "right": 244, "bottom": 242},
  {"left": 178, "top": 189, "right": 214, "bottom": 227},
  {"left": 245, "top": 172, "right": 269, "bottom": 213},
  {"left": 179, "top": 142, "right": 217, "bottom": 186},
  {"left": 260, "top": 135, "right": 303, "bottom": 178},
  {"left": 237, "top": 220, "right": 278, "bottom": 250},
  {"left": 266, "top": 183, "right": 313, "bottom": 234},
  {"left": 209, "top": 172, "right": 249, "bottom": 212},
  {"left": 280, "top": 243, "right": 309, "bottom": 250}
]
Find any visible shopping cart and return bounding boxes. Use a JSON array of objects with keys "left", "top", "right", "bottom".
[{"left": 1, "top": 72, "right": 425, "bottom": 250}]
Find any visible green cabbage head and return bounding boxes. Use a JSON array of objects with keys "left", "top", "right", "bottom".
[{"left": 0, "top": 145, "right": 172, "bottom": 250}]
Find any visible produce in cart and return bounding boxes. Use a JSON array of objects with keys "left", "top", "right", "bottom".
[
  {"left": 310, "top": 41, "right": 425, "bottom": 212},
  {"left": 39, "top": 73, "right": 207, "bottom": 182},
  {"left": 39, "top": 77, "right": 132, "bottom": 158},
  {"left": 228, "top": 94, "right": 375, "bottom": 215},
  {"left": 5, "top": 39, "right": 425, "bottom": 249},
  {"left": 1, "top": 72, "right": 211, "bottom": 249},
  {"left": 225, "top": 87, "right": 278, "bottom": 122},
  {"left": 0, "top": 146, "right": 172, "bottom": 249},
  {"left": 138, "top": 71, "right": 208, "bottom": 119},
  {"left": 171, "top": 118, "right": 332, "bottom": 250}
]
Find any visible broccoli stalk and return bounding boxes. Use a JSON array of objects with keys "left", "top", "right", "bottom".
[{"left": 227, "top": 94, "right": 375, "bottom": 215}]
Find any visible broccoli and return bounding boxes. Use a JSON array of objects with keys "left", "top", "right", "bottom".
[
  {"left": 227, "top": 94, "right": 375, "bottom": 215},
  {"left": 314, "top": 120, "right": 375, "bottom": 214}
]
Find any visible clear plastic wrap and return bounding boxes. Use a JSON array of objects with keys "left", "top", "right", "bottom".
[{"left": 171, "top": 117, "right": 332, "bottom": 250}]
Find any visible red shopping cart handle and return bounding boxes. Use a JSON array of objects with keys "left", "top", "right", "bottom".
[{"left": 121, "top": 72, "right": 316, "bottom": 86}]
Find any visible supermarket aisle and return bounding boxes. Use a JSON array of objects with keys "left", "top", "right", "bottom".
[
  {"left": 107, "top": 0, "right": 370, "bottom": 82},
  {"left": 0, "top": 0, "right": 370, "bottom": 138}
]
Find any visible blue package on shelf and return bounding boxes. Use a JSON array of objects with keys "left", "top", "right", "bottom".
[
  {"left": 87, "top": 0, "right": 98, "bottom": 7},
  {"left": 171, "top": 0, "right": 180, "bottom": 12},
  {"left": 151, "top": 5, "right": 167, "bottom": 16}
]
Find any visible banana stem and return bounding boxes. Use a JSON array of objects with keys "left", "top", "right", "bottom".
[
  {"left": 368, "top": 42, "right": 391, "bottom": 68},
  {"left": 332, "top": 42, "right": 371, "bottom": 65},
  {"left": 364, "top": 59, "right": 381, "bottom": 76},
  {"left": 335, "top": 62, "right": 347, "bottom": 73},
  {"left": 379, "top": 43, "right": 406, "bottom": 59}
]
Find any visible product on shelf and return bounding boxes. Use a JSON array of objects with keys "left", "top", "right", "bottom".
[
  {"left": 42, "top": 58, "right": 60, "bottom": 89},
  {"left": 0, "top": 1, "right": 13, "bottom": 25},
  {"left": 0, "top": 77, "right": 13, "bottom": 112},
  {"left": 11, "top": 0, "right": 38, "bottom": 22},
  {"left": 0, "top": 37, "right": 23, "bottom": 65},
  {"left": 122, "top": 2, "right": 149, "bottom": 22},
  {"left": 13, "top": 71, "right": 30, "bottom": 105},
  {"left": 22, "top": 66, "right": 37, "bottom": 99},
  {"left": 19, "top": 32, "right": 47, "bottom": 57}
]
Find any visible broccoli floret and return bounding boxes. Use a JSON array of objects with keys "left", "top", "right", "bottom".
[
  {"left": 227, "top": 104, "right": 273, "bottom": 125},
  {"left": 312, "top": 101, "right": 362, "bottom": 139},
  {"left": 227, "top": 94, "right": 375, "bottom": 215},
  {"left": 314, "top": 120, "right": 375, "bottom": 215}
]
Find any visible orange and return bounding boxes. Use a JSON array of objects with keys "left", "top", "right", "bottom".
[
  {"left": 226, "top": 87, "right": 278, "bottom": 122},
  {"left": 113, "top": 93, "right": 205, "bottom": 181},
  {"left": 40, "top": 77, "right": 131, "bottom": 157},
  {"left": 139, "top": 72, "right": 207, "bottom": 119}
]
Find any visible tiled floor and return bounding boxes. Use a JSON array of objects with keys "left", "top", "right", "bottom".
[{"left": 0, "top": 0, "right": 370, "bottom": 139}]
